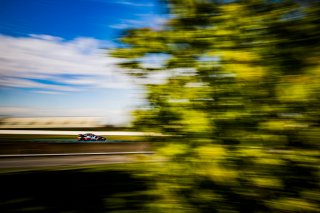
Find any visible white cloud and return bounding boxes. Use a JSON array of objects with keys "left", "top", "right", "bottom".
[
  {"left": 118, "top": 1, "right": 154, "bottom": 7},
  {"left": 29, "top": 34, "right": 63, "bottom": 41},
  {"left": 33, "top": 91, "right": 63, "bottom": 95},
  {"left": 110, "top": 14, "right": 168, "bottom": 30},
  {"left": 109, "top": 23, "right": 131, "bottom": 30},
  {"left": 0, "top": 34, "right": 135, "bottom": 92},
  {"left": 85, "top": 0, "right": 154, "bottom": 7}
]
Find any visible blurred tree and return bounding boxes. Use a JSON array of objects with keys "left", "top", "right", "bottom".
[{"left": 112, "top": 0, "right": 320, "bottom": 212}]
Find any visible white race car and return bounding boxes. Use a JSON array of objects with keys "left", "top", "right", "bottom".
[{"left": 77, "top": 133, "right": 106, "bottom": 141}]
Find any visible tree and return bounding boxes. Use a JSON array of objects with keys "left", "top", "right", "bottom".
[{"left": 112, "top": 0, "right": 320, "bottom": 212}]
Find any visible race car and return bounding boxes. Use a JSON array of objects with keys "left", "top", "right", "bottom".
[{"left": 77, "top": 133, "right": 106, "bottom": 141}]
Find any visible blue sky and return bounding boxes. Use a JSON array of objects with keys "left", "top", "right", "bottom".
[{"left": 0, "top": 0, "right": 166, "bottom": 125}]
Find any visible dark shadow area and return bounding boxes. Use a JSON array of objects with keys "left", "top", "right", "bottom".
[{"left": 0, "top": 169, "right": 152, "bottom": 212}]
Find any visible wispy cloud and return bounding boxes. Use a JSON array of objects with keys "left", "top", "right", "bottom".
[
  {"left": 33, "top": 91, "right": 64, "bottom": 95},
  {"left": 118, "top": 1, "right": 154, "bottom": 7},
  {"left": 110, "top": 23, "right": 132, "bottom": 30},
  {"left": 85, "top": 0, "right": 154, "bottom": 7},
  {"left": 110, "top": 14, "right": 168, "bottom": 30},
  {"left": 0, "top": 34, "right": 135, "bottom": 92}
]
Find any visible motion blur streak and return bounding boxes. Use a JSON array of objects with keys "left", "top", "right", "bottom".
[{"left": 111, "top": 0, "right": 320, "bottom": 212}]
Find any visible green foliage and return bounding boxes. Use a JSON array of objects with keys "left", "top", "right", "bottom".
[{"left": 112, "top": 0, "right": 320, "bottom": 212}]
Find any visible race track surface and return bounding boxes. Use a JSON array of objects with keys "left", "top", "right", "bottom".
[
  {"left": 0, "top": 154, "right": 154, "bottom": 169},
  {"left": 0, "top": 141, "right": 151, "bottom": 155},
  {"left": 0, "top": 140, "right": 154, "bottom": 169}
]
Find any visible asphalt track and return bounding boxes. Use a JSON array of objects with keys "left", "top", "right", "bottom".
[
  {"left": 0, "top": 141, "right": 151, "bottom": 154},
  {"left": 0, "top": 153, "right": 156, "bottom": 169},
  {"left": 0, "top": 141, "right": 153, "bottom": 169}
]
